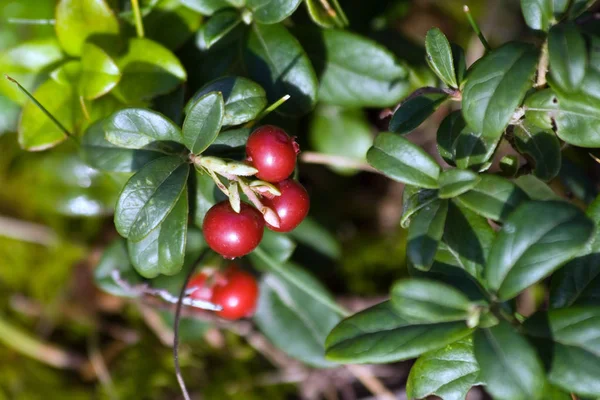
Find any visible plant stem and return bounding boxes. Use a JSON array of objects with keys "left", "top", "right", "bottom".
[
  {"left": 299, "top": 151, "right": 378, "bottom": 173},
  {"left": 0, "top": 215, "right": 57, "bottom": 246},
  {"left": 245, "top": 95, "right": 290, "bottom": 128},
  {"left": 536, "top": 40, "right": 549, "bottom": 87},
  {"left": 346, "top": 365, "right": 396, "bottom": 400},
  {"left": 131, "top": 0, "right": 145, "bottom": 38},
  {"left": 7, "top": 18, "right": 55, "bottom": 25},
  {"left": 463, "top": 5, "right": 491, "bottom": 51}
]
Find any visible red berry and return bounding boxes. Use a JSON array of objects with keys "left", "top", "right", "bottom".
[
  {"left": 212, "top": 267, "right": 259, "bottom": 320},
  {"left": 203, "top": 201, "right": 265, "bottom": 258},
  {"left": 246, "top": 125, "right": 299, "bottom": 182},
  {"left": 263, "top": 179, "right": 310, "bottom": 232},
  {"left": 187, "top": 271, "right": 214, "bottom": 302}
]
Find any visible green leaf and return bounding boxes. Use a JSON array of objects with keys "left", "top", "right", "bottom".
[
  {"left": 198, "top": 9, "right": 242, "bottom": 50},
  {"left": 180, "top": 0, "right": 229, "bottom": 15},
  {"left": 389, "top": 91, "right": 448, "bottom": 134},
  {"left": 521, "top": 0, "right": 553, "bottom": 31},
  {"left": 182, "top": 92, "right": 224, "bottom": 154},
  {"left": 94, "top": 239, "right": 144, "bottom": 298},
  {"left": 142, "top": 0, "right": 202, "bottom": 50},
  {"left": 407, "top": 200, "right": 448, "bottom": 271},
  {"left": 258, "top": 230, "right": 296, "bottom": 263},
  {"left": 113, "top": 38, "right": 187, "bottom": 103},
  {"left": 309, "top": 105, "right": 372, "bottom": 175},
  {"left": 192, "top": 169, "right": 219, "bottom": 227},
  {"left": 128, "top": 190, "right": 188, "bottom": 278},
  {"left": 437, "top": 110, "right": 462, "bottom": 166},
  {"left": 325, "top": 301, "right": 473, "bottom": 363},
  {"left": 0, "top": 38, "right": 64, "bottom": 105},
  {"left": 547, "top": 342, "right": 600, "bottom": 397},
  {"left": 474, "top": 321, "right": 546, "bottom": 400},
  {"left": 455, "top": 174, "right": 528, "bottom": 222},
  {"left": 288, "top": 217, "right": 341, "bottom": 259},
  {"left": 186, "top": 77, "right": 267, "bottom": 126},
  {"left": 246, "top": 0, "right": 303, "bottom": 24},
  {"left": 487, "top": 201, "right": 594, "bottom": 300},
  {"left": 79, "top": 42, "right": 120, "bottom": 100},
  {"left": 296, "top": 28, "right": 409, "bottom": 108},
  {"left": 513, "top": 122, "right": 561, "bottom": 181},
  {"left": 400, "top": 186, "right": 439, "bottom": 228},
  {"left": 115, "top": 156, "right": 190, "bottom": 241},
  {"left": 55, "top": 0, "right": 119, "bottom": 56},
  {"left": 390, "top": 278, "right": 473, "bottom": 323},
  {"left": 205, "top": 127, "right": 251, "bottom": 156},
  {"left": 305, "top": 0, "right": 348, "bottom": 28},
  {"left": 82, "top": 119, "right": 164, "bottom": 172},
  {"left": 367, "top": 133, "right": 440, "bottom": 188},
  {"left": 245, "top": 23, "right": 317, "bottom": 116},
  {"left": 254, "top": 265, "right": 341, "bottom": 368},
  {"left": 452, "top": 44, "right": 467, "bottom": 87},
  {"left": 104, "top": 108, "right": 183, "bottom": 149},
  {"left": 514, "top": 175, "right": 561, "bottom": 200},
  {"left": 425, "top": 28, "right": 458, "bottom": 88},
  {"left": 462, "top": 42, "right": 539, "bottom": 154},
  {"left": 18, "top": 79, "right": 76, "bottom": 151},
  {"left": 442, "top": 201, "right": 495, "bottom": 282},
  {"left": 549, "top": 23, "right": 587, "bottom": 93},
  {"left": 407, "top": 337, "right": 481, "bottom": 400},
  {"left": 438, "top": 169, "right": 480, "bottom": 199},
  {"left": 523, "top": 88, "right": 555, "bottom": 130}
]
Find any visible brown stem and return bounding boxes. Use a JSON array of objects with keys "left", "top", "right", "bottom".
[
  {"left": 345, "top": 365, "right": 396, "bottom": 400},
  {"left": 536, "top": 41, "right": 549, "bottom": 88},
  {"left": 300, "top": 151, "right": 378, "bottom": 173}
]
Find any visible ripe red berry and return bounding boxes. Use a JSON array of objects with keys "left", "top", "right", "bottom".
[
  {"left": 263, "top": 179, "right": 310, "bottom": 232},
  {"left": 212, "top": 266, "right": 259, "bottom": 320},
  {"left": 246, "top": 125, "right": 299, "bottom": 183},
  {"left": 187, "top": 271, "right": 214, "bottom": 302},
  {"left": 203, "top": 201, "right": 265, "bottom": 258}
]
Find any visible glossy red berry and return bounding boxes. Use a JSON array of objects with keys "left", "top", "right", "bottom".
[
  {"left": 263, "top": 179, "right": 310, "bottom": 232},
  {"left": 212, "top": 267, "right": 259, "bottom": 320},
  {"left": 246, "top": 125, "right": 299, "bottom": 183},
  {"left": 187, "top": 272, "right": 214, "bottom": 302},
  {"left": 203, "top": 201, "right": 265, "bottom": 258}
]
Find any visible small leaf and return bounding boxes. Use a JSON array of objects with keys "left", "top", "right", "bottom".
[
  {"left": 400, "top": 186, "right": 439, "bottom": 228},
  {"left": 186, "top": 77, "right": 267, "bottom": 126},
  {"left": 407, "top": 200, "right": 448, "bottom": 271},
  {"left": 437, "top": 110, "right": 463, "bottom": 166},
  {"left": 455, "top": 174, "right": 528, "bottom": 222},
  {"left": 94, "top": 239, "right": 145, "bottom": 298},
  {"left": 55, "top": 0, "right": 119, "bottom": 56},
  {"left": 305, "top": 0, "right": 348, "bottom": 28},
  {"left": 114, "top": 38, "right": 187, "bottom": 103},
  {"left": 389, "top": 91, "right": 448, "bottom": 134},
  {"left": 128, "top": 190, "right": 188, "bottom": 278},
  {"left": 474, "top": 321, "right": 546, "bottom": 400},
  {"left": 79, "top": 42, "right": 120, "bottom": 100},
  {"left": 142, "top": 0, "right": 202, "bottom": 50},
  {"left": 462, "top": 42, "right": 539, "bottom": 155},
  {"left": 104, "top": 108, "right": 183, "bottom": 149},
  {"left": 513, "top": 121, "right": 561, "bottom": 181},
  {"left": 425, "top": 28, "right": 458, "bottom": 88},
  {"left": 325, "top": 301, "right": 473, "bottom": 363},
  {"left": 206, "top": 127, "right": 251, "bottom": 155},
  {"left": 438, "top": 169, "right": 480, "bottom": 199},
  {"left": 182, "top": 92, "right": 224, "bottom": 154},
  {"left": 514, "top": 175, "right": 561, "bottom": 200},
  {"left": 245, "top": 23, "right": 317, "bottom": 116},
  {"left": 367, "top": 133, "right": 440, "bottom": 188},
  {"left": 288, "top": 217, "right": 341, "bottom": 259},
  {"left": 390, "top": 278, "right": 474, "bottom": 323},
  {"left": 521, "top": 0, "right": 553, "bottom": 31},
  {"left": 115, "top": 156, "right": 190, "bottom": 241},
  {"left": 486, "top": 201, "right": 594, "bottom": 300},
  {"left": 198, "top": 9, "right": 242, "bottom": 50},
  {"left": 82, "top": 119, "right": 164, "bottom": 172},
  {"left": 258, "top": 230, "right": 296, "bottom": 263},
  {"left": 180, "top": 0, "right": 229, "bottom": 15},
  {"left": 407, "top": 337, "right": 481, "bottom": 400},
  {"left": 246, "top": 0, "right": 303, "bottom": 24},
  {"left": 548, "top": 23, "right": 587, "bottom": 92}
]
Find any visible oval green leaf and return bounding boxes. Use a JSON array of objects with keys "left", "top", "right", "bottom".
[
  {"left": 438, "top": 169, "right": 480, "bottom": 199},
  {"left": 79, "top": 42, "right": 120, "bottom": 100},
  {"left": 520, "top": 0, "right": 553, "bottom": 31},
  {"left": 407, "top": 200, "right": 448, "bottom": 271},
  {"left": 548, "top": 23, "right": 587, "bottom": 93},
  {"left": 389, "top": 91, "right": 448, "bottom": 134},
  {"left": 305, "top": 0, "right": 348, "bottom": 28},
  {"left": 104, "top": 108, "right": 183, "bottom": 149},
  {"left": 182, "top": 92, "right": 224, "bottom": 154},
  {"left": 246, "top": 0, "right": 303, "bottom": 24},
  {"left": 288, "top": 217, "right": 341, "bottom": 260},
  {"left": 198, "top": 9, "right": 242, "bottom": 50},
  {"left": 513, "top": 121, "right": 561, "bottom": 181},
  {"left": 400, "top": 186, "right": 439, "bottom": 228},
  {"left": 180, "top": 0, "right": 229, "bottom": 15},
  {"left": 425, "top": 28, "right": 457, "bottom": 88}
]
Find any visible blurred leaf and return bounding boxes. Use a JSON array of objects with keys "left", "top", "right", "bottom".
[
  {"left": 487, "top": 201, "right": 594, "bottom": 300},
  {"left": 325, "top": 301, "right": 472, "bottom": 363},
  {"left": 192, "top": 169, "right": 218, "bottom": 226},
  {"left": 182, "top": 92, "right": 224, "bottom": 154},
  {"left": 0, "top": 38, "right": 63, "bottom": 105},
  {"left": 425, "top": 28, "right": 457, "bottom": 88},
  {"left": 389, "top": 91, "right": 448, "bottom": 134},
  {"left": 198, "top": 9, "right": 242, "bottom": 50},
  {"left": 513, "top": 121, "right": 561, "bottom": 181},
  {"left": 128, "top": 190, "right": 188, "bottom": 278},
  {"left": 79, "top": 42, "right": 120, "bottom": 100},
  {"left": 438, "top": 169, "right": 480, "bottom": 199},
  {"left": 513, "top": 175, "right": 560, "bottom": 200},
  {"left": 114, "top": 38, "right": 187, "bottom": 103},
  {"left": 305, "top": 0, "right": 348, "bottom": 28},
  {"left": 309, "top": 105, "right": 372, "bottom": 175},
  {"left": 407, "top": 200, "right": 447, "bottom": 271},
  {"left": 548, "top": 23, "right": 587, "bottom": 93},
  {"left": 367, "top": 133, "right": 440, "bottom": 188},
  {"left": 143, "top": 0, "right": 202, "bottom": 50},
  {"left": 180, "top": 0, "right": 230, "bottom": 15},
  {"left": 254, "top": 264, "right": 341, "bottom": 368},
  {"left": 0, "top": 95, "right": 19, "bottom": 135},
  {"left": 455, "top": 174, "right": 528, "bottom": 222},
  {"left": 462, "top": 42, "right": 539, "bottom": 160},
  {"left": 245, "top": 23, "right": 317, "bottom": 116},
  {"left": 246, "top": 0, "right": 302, "bottom": 24},
  {"left": 474, "top": 321, "right": 546, "bottom": 400},
  {"left": 407, "top": 337, "right": 480, "bottom": 400},
  {"left": 115, "top": 156, "right": 189, "bottom": 241},
  {"left": 400, "top": 186, "right": 439, "bottom": 228},
  {"left": 104, "top": 108, "right": 183, "bottom": 149},
  {"left": 258, "top": 230, "right": 296, "bottom": 263},
  {"left": 49, "top": 60, "right": 81, "bottom": 86},
  {"left": 94, "top": 238, "right": 145, "bottom": 297},
  {"left": 521, "top": 0, "right": 553, "bottom": 31},
  {"left": 559, "top": 158, "right": 598, "bottom": 203},
  {"left": 289, "top": 217, "right": 340, "bottom": 259},
  {"left": 55, "top": 0, "right": 119, "bottom": 56}
]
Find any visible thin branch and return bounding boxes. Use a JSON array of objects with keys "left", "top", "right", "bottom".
[
  {"left": 131, "top": 0, "right": 145, "bottom": 38},
  {"left": 300, "top": 151, "right": 378, "bottom": 173},
  {"left": 536, "top": 40, "right": 549, "bottom": 88},
  {"left": 464, "top": 5, "right": 491, "bottom": 52},
  {"left": 0, "top": 216, "right": 58, "bottom": 246},
  {"left": 345, "top": 365, "right": 395, "bottom": 400},
  {"left": 88, "top": 333, "right": 119, "bottom": 400},
  {"left": 7, "top": 18, "right": 55, "bottom": 25}
]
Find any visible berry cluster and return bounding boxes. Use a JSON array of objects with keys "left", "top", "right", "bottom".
[
  {"left": 187, "top": 265, "right": 259, "bottom": 320},
  {"left": 202, "top": 125, "right": 310, "bottom": 259}
]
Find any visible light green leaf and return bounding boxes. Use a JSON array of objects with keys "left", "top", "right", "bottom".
[
  {"left": 246, "top": 0, "right": 303, "bottom": 24},
  {"left": 549, "top": 23, "right": 587, "bottom": 93},
  {"left": 513, "top": 121, "right": 561, "bottom": 181},
  {"left": 407, "top": 200, "right": 448, "bottom": 271},
  {"left": 79, "top": 42, "right": 120, "bottom": 100},
  {"left": 182, "top": 92, "right": 224, "bottom": 154},
  {"left": 513, "top": 175, "right": 561, "bottom": 200},
  {"left": 180, "top": 0, "right": 230, "bottom": 15},
  {"left": 389, "top": 91, "right": 448, "bottom": 134},
  {"left": 305, "top": 0, "right": 348, "bottom": 28},
  {"left": 425, "top": 28, "right": 457, "bottom": 88},
  {"left": 258, "top": 230, "right": 296, "bottom": 263},
  {"left": 94, "top": 239, "right": 145, "bottom": 298},
  {"left": 521, "top": 0, "right": 553, "bottom": 31},
  {"left": 367, "top": 132, "right": 440, "bottom": 188},
  {"left": 198, "top": 9, "right": 242, "bottom": 50},
  {"left": 104, "top": 108, "right": 183, "bottom": 149},
  {"left": 438, "top": 169, "right": 480, "bottom": 199}
]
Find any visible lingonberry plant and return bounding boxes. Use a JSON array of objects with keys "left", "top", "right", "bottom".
[{"left": 2, "top": 0, "right": 600, "bottom": 398}]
